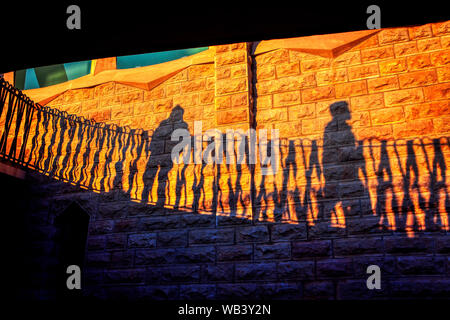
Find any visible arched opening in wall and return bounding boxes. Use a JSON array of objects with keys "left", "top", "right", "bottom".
[{"left": 54, "top": 203, "right": 90, "bottom": 299}]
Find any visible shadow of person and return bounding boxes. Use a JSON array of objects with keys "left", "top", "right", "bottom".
[
  {"left": 322, "top": 101, "right": 369, "bottom": 227},
  {"left": 141, "top": 105, "right": 188, "bottom": 207}
]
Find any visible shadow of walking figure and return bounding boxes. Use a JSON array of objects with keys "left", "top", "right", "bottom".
[
  {"left": 322, "top": 101, "right": 370, "bottom": 227},
  {"left": 141, "top": 105, "right": 187, "bottom": 207}
]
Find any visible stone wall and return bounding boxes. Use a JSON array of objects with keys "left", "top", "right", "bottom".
[{"left": 3, "top": 21, "right": 450, "bottom": 299}]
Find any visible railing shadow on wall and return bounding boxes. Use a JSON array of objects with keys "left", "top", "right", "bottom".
[{"left": 0, "top": 77, "right": 449, "bottom": 238}]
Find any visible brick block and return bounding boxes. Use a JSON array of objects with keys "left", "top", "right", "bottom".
[
  {"left": 188, "top": 64, "right": 214, "bottom": 80},
  {"left": 215, "top": 96, "right": 231, "bottom": 110},
  {"left": 303, "top": 281, "right": 335, "bottom": 299},
  {"left": 217, "top": 108, "right": 248, "bottom": 125},
  {"left": 409, "top": 24, "right": 433, "bottom": 39},
  {"left": 271, "top": 223, "right": 307, "bottom": 241},
  {"left": 86, "top": 252, "right": 110, "bottom": 267},
  {"left": 216, "top": 283, "right": 258, "bottom": 299},
  {"left": 397, "top": 256, "right": 446, "bottom": 275},
  {"left": 111, "top": 104, "right": 133, "bottom": 118},
  {"left": 371, "top": 107, "right": 404, "bottom": 124},
  {"left": 308, "top": 221, "right": 347, "bottom": 239},
  {"left": 301, "top": 57, "right": 331, "bottom": 72},
  {"left": 433, "top": 116, "right": 450, "bottom": 133},
  {"left": 134, "top": 101, "right": 152, "bottom": 115},
  {"left": 82, "top": 100, "right": 98, "bottom": 112},
  {"left": 288, "top": 103, "right": 315, "bottom": 120},
  {"left": 431, "top": 21, "right": 450, "bottom": 36},
  {"left": 361, "top": 46, "right": 395, "bottom": 62},
  {"left": 417, "top": 38, "right": 442, "bottom": 52},
  {"left": 87, "top": 235, "right": 106, "bottom": 250},
  {"left": 441, "top": 35, "right": 450, "bottom": 49},
  {"left": 316, "top": 258, "right": 353, "bottom": 278},
  {"left": 273, "top": 91, "right": 301, "bottom": 107},
  {"left": 393, "top": 119, "right": 434, "bottom": 138},
  {"left": 231, "top": 64, "right": 247, "bottom": 78},
  {"left": 256, "top": 108, "right": 288, "bottom": 123},
  {"left": 199, "top": 90, "right": 215, "bottom": 104},
  {"left": 89, "top": 220, "right": 114, "bottom": 235},
  {"left": 378, "top": 28, "right": 409, "bottom": 44},
  {"left": 384, "top": 88, "right": 424, "bottom": 105},
  {"left": 316, "top": 68, "right": 347, "bottom": 86},
  {"left": 347, "top": 216, "right": 390, "bottom": 235},
  {"left": 235, "top": 262, "right": 277, "bottom": 281},
  {"left": 189, "top": 228, "right": 234, "bottom": 245},
  {"left": 202, "top": 264, "right": 234, "bottom": 282},
  {"left": 217, "top": 244, "right": 252, "bottom": 261},
  {"left": 255, "top": 49, "right": 289, "bottom": 66},
  {"left": 104, "top": 268, "right": 145, "bottom": 284},
  {"left": 394, "top": 42, "right": 418, "bottom": 57},
  {"left": 144, "top": 86, "right": 165, "bottom": 100},
  {"left": 385, "top": 237, "right": 434, "bottom": 255},
  {"left": 347, "top": 63, "right": 379, "bottom": 80},
  {"left": 332, "top": 51, "right": 361, "bottom": 67},
  {"left": 256, "top": 65, "right": 275, "bottom": 80},
  {"left": 405, "top": 101, "right": 450, "bottom": 120},
  {"left": 423, "top": 83, "right": 450, "bottom": 100},
  {"left": 181, "top": 79, "right": 206, "bottom": 93},
  {"left": 120, "top": 91, "right": 143, "bottom": 104},
  {"left": 337, "top": 279, "right": 389, "bottom": 299},
  {"left": 215, "top": 51, "right": 246, "bottom": 66},
  {"left": 237, "top": 225, "right": 269, "bottom": 242},
  {"left": 379, "top": 58, "right": 408, "bottom": 74},
  {"left": 335, "top": 80, "right": 367, "bottom": 97},
  {"left": 89, "top": 108, "right": 111, "bottom": 122},
  {"left": 230, "top": 92, "right": 248, "bottom": 107},
  {"left": 254, "top": 243, "right": 291, "bottom": 260},
  {"left": 277, "top": 261, "right": 315, "bottom": 280},
  {"left": 406, "top": 53, "right": 433, "bottom": 70},
  {"left": 398, "top": 69, "right": 438, "bottom": 88},
  {"left": 174, "top": 247, "right": 215, "bottom": 264},
  {"left": 153, "top": 98, "right": 173, "bottom": 112},
  {"left": 98, "top": 201, "right": 128, "bottom": 220},
  {"left": 436, "top": 237, "right": 450, "bottom": 254},
  {"left": 111, "top": 251, "right": 133, "bottom": 267},
  {"left": 256, "top": 74, "right": 316, "bottom": 95},
  {"left": 179, "top": 285, "right": 216, "bottom": 300},
  {"left": 334, "top": 237, "right": 383, "bottom": 256},
  {"left": 157, "top": 230, "right": 188, "bottom": 247},
  {"left": 390, "top": 278, "right": 450, "bottom": 298},
  {"left": 93, "top": 82, "right": 115, "bottom": 98},
  {"left": 147, "top": 265, "right": 201, "bottom": 283},
  {"left": 135, "top": 248, "right": 176, "bottom": 265},
  {"left": 276, "top": 62, "right": 300, "bottom": 77},
  {"left": 106, "top": 234, "right": 127, "bottom": 249},
  {"left": 128, "top": 233, "right": 157, "bottom": 248},
  {"left": 292, "top": 240, "right": 331, "bottom": 258},
  {"left": 437, "top": 66, "right": 450, "bottom": 82},
  {"left": 350, "top": 93, "right": 384, "bottom": 110},
  {"left": 273, "top": 121, "right": 303, "bottom": 137},
  {"left": 430, "top": 49, "right": 450, "bottom": 66},
  {"left": 216, "top": 66, "right": 231, "bottom": 80},
  {"left": 367, "top": 75, "right": 399, "bottom": 92},
  {"left": 302, "top": 86, "right": 335, "bottom": 102},
  {"left": 353, "top": 256, "right": 397, "bottom": 276},
  {"left": 216, "top": 78, "right": 247, "bottom": 95}
]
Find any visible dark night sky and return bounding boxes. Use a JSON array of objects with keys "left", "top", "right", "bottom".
[{"left": 1, "top": 1, "right": 448, "bottom": 72}]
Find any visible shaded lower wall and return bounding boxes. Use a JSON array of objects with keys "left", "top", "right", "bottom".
[{"left": 9, "top": 168, "right": 449, "bottom": 300}]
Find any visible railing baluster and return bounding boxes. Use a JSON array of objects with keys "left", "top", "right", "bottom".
[
  {"left": 0, "top": 87, "right": 20, "bottom": 156},
  {"left": 18, "top": 100, "right": 36, "bottom": 163},
  {"left": 9, "top": 93, "right": 27, "bottom": 159}
]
